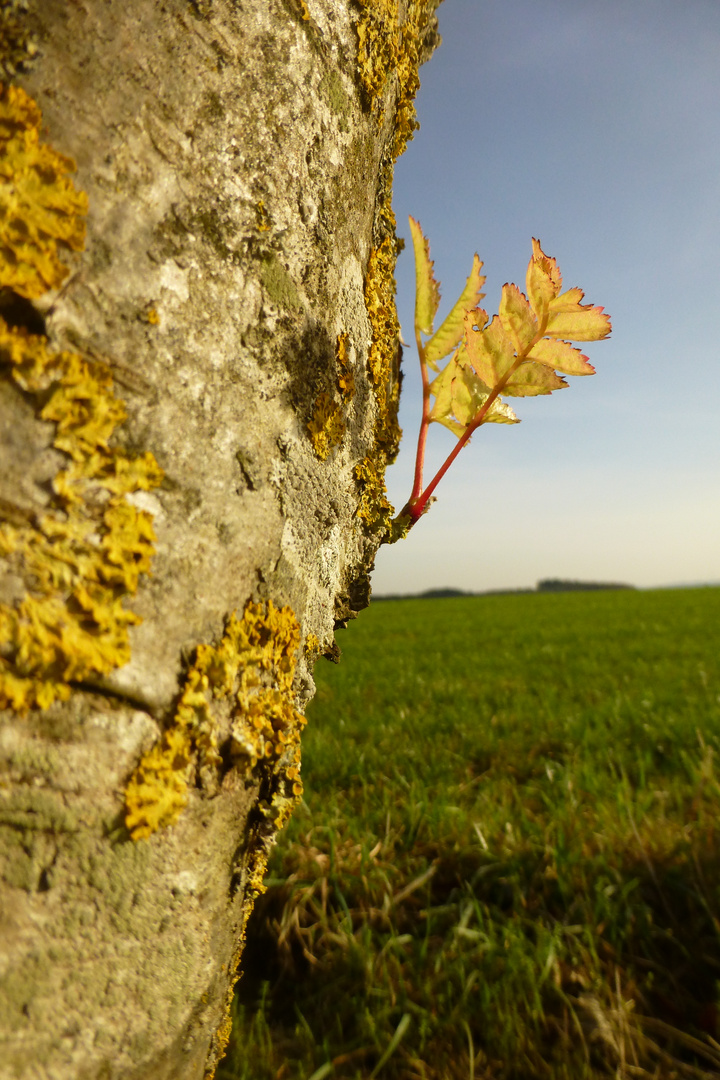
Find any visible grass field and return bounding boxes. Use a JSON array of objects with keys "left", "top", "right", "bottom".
[{"left": 220, "top": 587, "right": 720, "bottom": 1080}]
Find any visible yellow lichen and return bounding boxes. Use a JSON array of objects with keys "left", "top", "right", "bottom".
[
  {"left": 390, "top": 1, "right": 430, "bottom": 160},
  {"left": 125, "top": 600, "right": 306, "bottom": 841},
  {"left": 352, "top": 3, "right": 439, "bottom": 535},
  {"left": 0, "top": 83, "right": 88, "bottom": 298},
  {"left": 0, "top": 86, "right": 163, "bottom": 712},
  {"left": 304, "top": 632, "right": 320, "bottom": 656},
  {"left": 350, "top": 241, "right": 400, "bottom": 534},
  {"left": 356, "top": 0, "right": 399, "bottom": 112},
  {"left": 336, "top": 331, "right": 355, "bottom": 402},
  {"left": 255, "top": 199, "right": 270, "bottom": 232},
  {"left": 307, "top": 336, "right": 355, "bottom": 459},
  {"left": 360, "top": 234, "right": 402, "bottom": 537},
  {"left": 353, "top": 455, "right": 394, "bottom": 534},
  {"left": 0, "top": 322, "right": 163, "bottom": 711},
  {"left": 364, "top": 237, "right": 401, "bottom": 460},
  {"left": 354, "top": 0, "right": 435, "bottom": 160},
  {"left": 307, "top": 390, "right": 346, "bottom": 461}
]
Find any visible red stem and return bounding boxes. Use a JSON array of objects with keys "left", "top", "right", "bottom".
[
  {"left": 405, "top": 356, "right": 524, "bottom": 525},
  {"left": 409, "top": 328, "right": 432, "bottom": 504}
]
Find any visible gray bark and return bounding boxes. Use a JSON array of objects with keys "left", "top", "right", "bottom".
[{"left": 0, "top": 1, "right": 439, "bottom": 1078}]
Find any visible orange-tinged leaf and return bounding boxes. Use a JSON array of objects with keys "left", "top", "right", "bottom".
[
  {"left": 528, "top": 338, "right": 595, "bottom": 375},
  {"left": 428, "top": 355, "right": 465, "bottom": 438},
  {"left": 409, "top": 216, "right": 440, "bottom": 337},
  {"left": 453, "top": 366, "right": 519, "bottom": 425},
  {"left": 484, "top": 397, "right": 520, "bottom": 424},
  {"left": 498, "top": 283, "right": 537, "bottom": 354},
  {"left": 428, "top": 351, "right": 518, "bottom": 436},
  {"left": 449, "top": 362, "right": 491, "bottom": 428},
  {"left": 424, "top": 253, "right": 486, "bottom": 371},
  {"left": 395, "top": 226, "right": 610, "bottom": 526},
  {"left": 463, "top": 311, "right": 515, "bottom": 388},
  {"left": 504, "top": 361, "right": 568, "bottom": 397},
  {"left": 526, "top": 238, "right": 562, "bottom": 324},
  {"left": 548, "top": 287, "right": 584, "bottom": 311},
  {"left": 464, "top": 307, "right": 489, "bottom": 333},
  {"left": 545, "top": 302, "right": 611, "bottom": 342}
]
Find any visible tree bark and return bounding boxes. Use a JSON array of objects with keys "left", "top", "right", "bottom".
[{"left": 0, "top": 1, "right": 440, "bottom": 1077}]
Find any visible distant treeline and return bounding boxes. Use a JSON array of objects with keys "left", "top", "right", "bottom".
[
  {"left": 373, "top": 580, "right": 636, "bottom": 602},
  {"left": 537, "top": 579, "right": 635, "bottom": 593}
]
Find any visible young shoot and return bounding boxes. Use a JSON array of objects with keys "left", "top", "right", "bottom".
[{"left": 389, "top": 218, "right": 611, "bottom": 539}]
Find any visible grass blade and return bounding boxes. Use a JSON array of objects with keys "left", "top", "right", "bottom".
[{"left": 369, "top": 1013, "right": 411, "bottom": 1079}]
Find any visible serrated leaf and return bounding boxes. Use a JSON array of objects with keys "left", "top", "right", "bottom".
[
  {"left": 526, "top": 238, "right": 562, "bottom": 324},
  {"left": 428, "top": 351, "right": 518, "bottom": 435},
  {"left": 453, "top": 366, "right": 519, "bottom": 425},
  {"left": 545, "top": 297, "right": 611, "bottom": 341},
  {"left": 428, "top": 357, "right": 466, "bottom": 438},
  {"left": 548, "top": 287, "right": 584, "bottom": 311},
  {"left": 464, "top": 307, "right": 489, "bottom": 333},
  {"left": 504, "top": 361, "right": 568, "bottom": 397},
  {"left": 463, "top": 311, "right": 515, "bottom": 388},
  {"left": 498, "top": 283, "right": 538, "bottom": 354},
  {"left": 485, "top": 397, "right": 520, "bottom": 424},
  {"left": 408, "top": 216, "right": 440, "bottom": 337},
  {"left": 424, "top": 254, "right": 486, "bottom": 371},
  {"left": 528, "top": 338, "right": 595, "bottom": 375},
  {"left": 450, "top": 362, "right": 492, "bottom": 427}
]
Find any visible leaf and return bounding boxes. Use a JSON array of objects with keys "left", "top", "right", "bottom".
[
  {"left": 428, "top": 353, "right": 465, "bottom": 437},
  {"left": 428, "top": 350, "right": 518, "bottom": 436},
  {"left": 484, "top": 397, "right": 520, "bottom": 424},
  {"left": 528, "top": 337, "right": 595, "bottom": 375},
  {"left": 548, "top": 286, "right": 584, "bottom": 309},
  {"left": 449, "top": 362, "right": 492, "bottom": 427},
  {"left": 526, "top": 238, "right": 562, "bottom": 324},
  {"left": 454, "top": 366, "right": 519, "bottom": 424},
  {"left": 424, "top": 254, "right": 486, "bottom": 370},
  {"left": 463, "top": 311, "right": 515, "bottom": 388},
  {"left": 398, "top": 229, "right": 609, "bottom": 527},
  {"left": 504, "top": 361, "right": 568, "bottom": 397},
  {"left": 498, "top": 283, "right": 538, "bottom": 354},
  {"left": 408, "top": 216, "right": 440, "bottom": 337},
  {"left": 546, "top": 288, "right": 611, "bottom": 341}
]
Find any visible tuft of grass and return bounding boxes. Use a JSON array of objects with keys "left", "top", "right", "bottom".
[{"left": 220, "top": 588, "right": 720, "bottom": 1080}]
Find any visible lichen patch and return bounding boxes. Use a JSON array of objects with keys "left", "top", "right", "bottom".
[
  {"left": 364, "top": 236, "right": 401, "bottom": 458},
  {"left": 354, "top": 0, "right": 436, "bottom": 160},
  {"left": 335, "top": 331, "right": 355, "bottom": 402},
  {"left": 0, "top": 322, "right": 164, "bottom": 711},
  {"left": 307, "top": 390, "right": 346, "bottom": 461},
  {"left": 353, "top": 455, "right": 394, "bottom": 534},
  {"left": 0, "top": 83, "right": 88, "bottom": 298},
  {"left": 0, "top": 86, "right": 163, "bottom": 712},
  {"left": 124, "top": 600, "right": 305, "bottom": 841},
  {"left": 353, "top": 236, "right": 402, "bottom": 535}
]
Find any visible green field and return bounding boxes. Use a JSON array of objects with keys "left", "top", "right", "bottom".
[{"left": 221, "top": 587, "right": 720, "bottom": 1080}]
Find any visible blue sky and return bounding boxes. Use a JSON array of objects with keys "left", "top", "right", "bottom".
[{"left": 371, "top": 0, "right": 720, "bottom": 595}]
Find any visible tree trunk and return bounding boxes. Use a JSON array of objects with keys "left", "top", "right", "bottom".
[{"left": 0, "top": 0, "right": 439, "bottom": 1077}]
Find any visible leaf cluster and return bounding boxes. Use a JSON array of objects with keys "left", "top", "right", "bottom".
[
  {"left": 394, "top": 219, "right": 611, "bottom": 531},
  {"left": 410, "top": 219, "right": 610, "bottom": 439}
]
